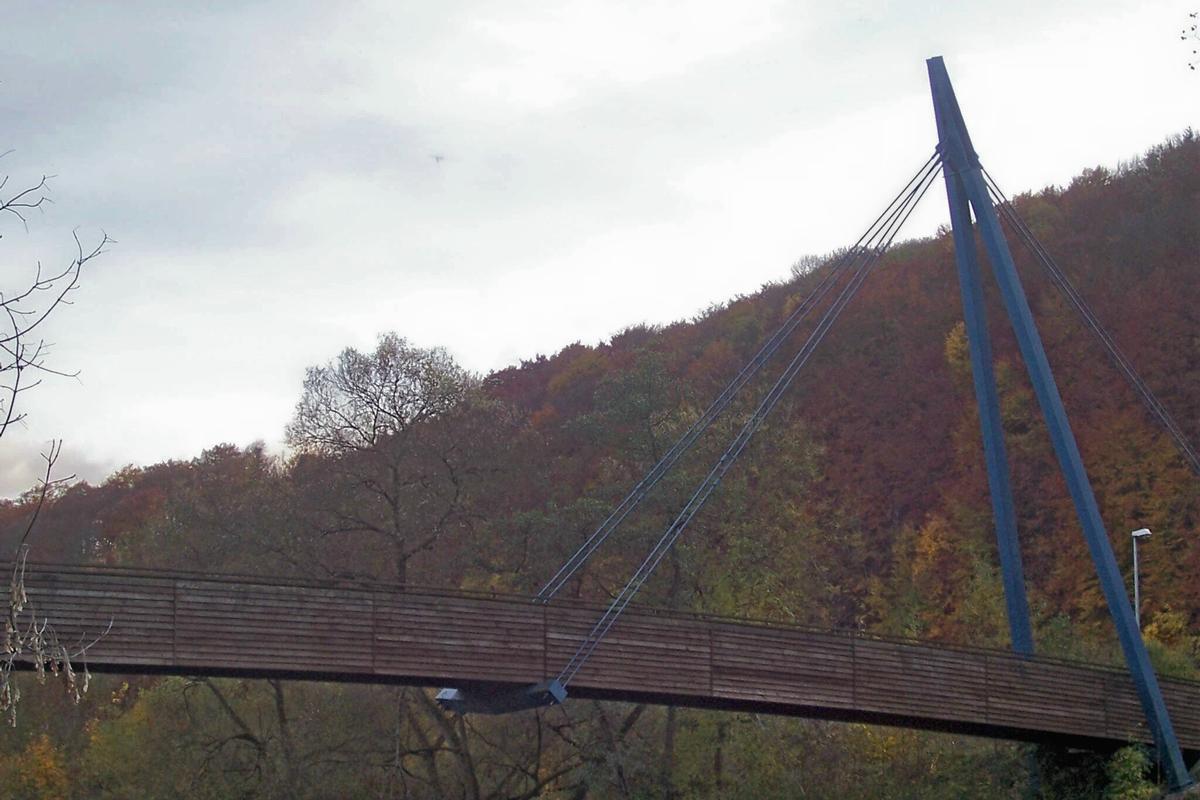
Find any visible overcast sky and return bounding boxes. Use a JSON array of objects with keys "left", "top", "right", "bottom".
[{"left": 2, "top": 0, "right": 1196, "bottom": 497}]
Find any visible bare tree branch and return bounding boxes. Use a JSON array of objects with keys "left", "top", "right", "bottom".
[{"left": 1, "top": 164, "right": 108, "bottom": 726}]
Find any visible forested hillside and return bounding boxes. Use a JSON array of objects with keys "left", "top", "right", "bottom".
[{"left": 1, "top": 133, "right": 1197, "bottom": 798}]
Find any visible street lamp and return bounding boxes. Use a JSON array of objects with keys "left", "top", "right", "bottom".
[{"left": 1132, "top": 527, "right": 1152, "bottom": 630}]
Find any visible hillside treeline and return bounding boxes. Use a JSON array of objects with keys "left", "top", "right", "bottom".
[{"left": 1, "top": 133, "right": 1197, "bottom": 798}]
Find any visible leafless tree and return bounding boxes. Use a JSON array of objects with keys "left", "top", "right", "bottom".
[
  {"left": 2, "top": 442, "right": 112, "bottom": 726},
  {"left": 1, "top": 170, "right": 110, "bottom": 441},
  {"left": 1, "top": 165, "right": 109, "bottom": 724},
  {"left": 287, "top": 332, "right": 480, "bottom": 584}
]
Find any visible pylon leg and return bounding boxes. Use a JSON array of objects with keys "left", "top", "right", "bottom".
[
  {"left": 927, "top": 55, "right": 1193, "bottom": 792},
  {"left": 941, "top": 165, "right": 1035, "bottom": 656}
]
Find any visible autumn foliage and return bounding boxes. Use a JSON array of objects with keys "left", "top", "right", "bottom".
[{"left": 1, "top": 132, "right": 1196, "bottom": 798}]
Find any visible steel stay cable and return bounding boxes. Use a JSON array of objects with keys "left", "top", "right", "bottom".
[
  {"left": 534, "top": 253, "right": 850, "bottom": 601},
  {"left": 537, "top": 152, "right": 941, "bottom": 602},
  {"left": 536, "top": 151, "right": 943, "bottom": 601},
  {"left": 556, "top": 160, "right": 943, "bottom": 685},
  {"left": 556, "top": 194, "right": 929, "bottom": 685},
  {"left": 982, "top": 170, "right": 1200, "bottom": 476},
  {"left": 986, "top": 177, "right": 1200, "bottom": 473},
  {"left": 558, "top": 261, "right": 876, "bottom": 685},
  {"left": 991, "top": 188, "right": 1191, "bottom": 449}
]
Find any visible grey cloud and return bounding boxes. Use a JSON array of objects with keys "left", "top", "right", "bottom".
[
  {"left": 0, "top": 437, "right": 119, "bottom": 499},
  {"left": 0, "top": 0, "right": 1179, "bottom": 502}
]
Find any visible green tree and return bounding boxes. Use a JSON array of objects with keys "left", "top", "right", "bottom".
[
  {"left": 0, "top": 734, "right": 69, "bottom": 800},
  {"left": 1103, "top": 746, "right": 1157, "bottom": 800}
]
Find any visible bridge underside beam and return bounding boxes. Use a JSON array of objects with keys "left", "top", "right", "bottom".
[
  {"left": 435, "top": 679, "right": 566, "bottom": 714},
  {"left": 14, "top": 656, "right": 1197, "bottom": 763}
]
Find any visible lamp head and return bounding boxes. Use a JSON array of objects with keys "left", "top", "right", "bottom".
[{"left": 1132, "top": 528, "right": 1152, "bottom": 538}]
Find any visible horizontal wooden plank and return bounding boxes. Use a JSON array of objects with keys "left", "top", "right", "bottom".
[{"left": 8, "top": 563, "right": 1199, "bottom": 751}]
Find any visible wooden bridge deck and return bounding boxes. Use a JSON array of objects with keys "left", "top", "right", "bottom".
[{"left": 12, "top": 563, "right": 1200, "bottom": 754}]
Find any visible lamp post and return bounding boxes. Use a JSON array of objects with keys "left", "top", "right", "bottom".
[{"left": 1132, "top": 528, "right": 1152, "bottom": 630}]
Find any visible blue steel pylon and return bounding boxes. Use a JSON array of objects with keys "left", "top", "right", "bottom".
[{"left": 928, "top": 56, "right": 1194, "bottom": 792}]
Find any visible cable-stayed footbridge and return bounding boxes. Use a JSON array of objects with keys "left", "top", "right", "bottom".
[
  {"left": 10, "top": 563, "right": 1200, "bottom": 764},
  {"left": 9, "top": 58, "right": 1200, "bottom": 792}
]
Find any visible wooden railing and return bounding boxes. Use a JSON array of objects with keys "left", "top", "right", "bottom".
[{"left": 12, "top": 563, "right": 1200, "bottom": 752}]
